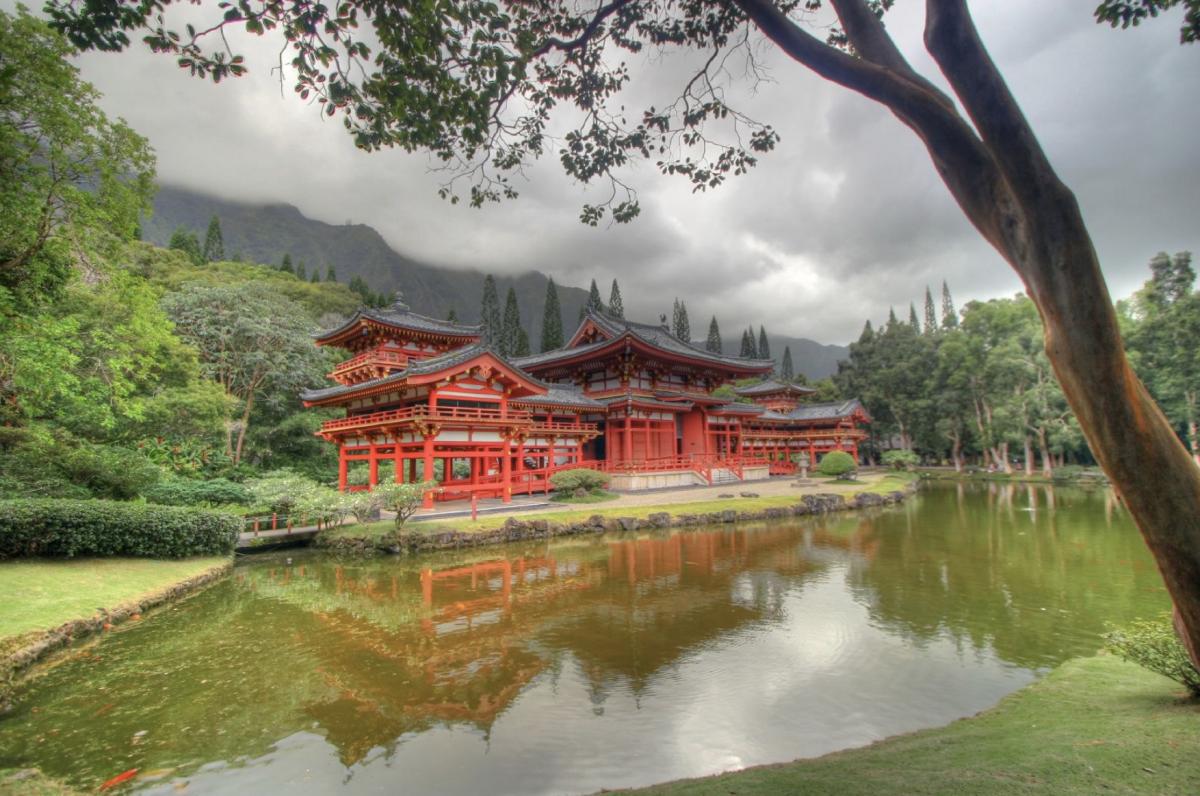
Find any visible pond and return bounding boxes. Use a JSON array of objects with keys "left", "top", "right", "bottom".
[{"left": 0, "top": 482, "right": 1169, "bottom": 794}]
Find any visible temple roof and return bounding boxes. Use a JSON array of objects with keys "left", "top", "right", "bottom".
[
  {"left": 300, "top": 343, "right": 548, "bottom": 404},
  {"left": 786, "top": 398, "right": 866, "bottom": 421},
  {"left": 734, "top": 378, "right": 817, "bottom": 397},
  {"left": 313, "top": 298, "right": 482, "bottom": 345},
  {"left": 597, "top": 394, "right": 695, "bottom": 412},
  {"left": 710, "top": 402, "right": 765, "bottom": 415},
  {"left": 514, "top": 311, "right": 772, "bottom": 373},
  {"left": 512, "top": 385, "right": 604, "bottom": 410}
]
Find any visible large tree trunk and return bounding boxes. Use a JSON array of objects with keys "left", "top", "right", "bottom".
[
  {"left": 1023, "top": 434, "right": 1034, "bottom": 477},
  {"left": 1037, "top": 426, "right": 1053, "bottom": 478},
  {"left": 735, "top": 0, "right": 1200, "bottom": 667}
]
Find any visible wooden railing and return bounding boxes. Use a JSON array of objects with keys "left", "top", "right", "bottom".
[
  {"left": 330, "top": 348, "right": 408, "bottom": 377},
  {"left": 321, "top": 405, "right": 532, "bottom": 433},
  {"left": 527, "top": 419, "right": 600, "bottom": 435}
]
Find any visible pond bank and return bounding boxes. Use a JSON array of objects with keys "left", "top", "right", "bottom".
[
  {"left": 624, "top": 655, "right": 1200, "bottom": 795},
  {"left": 0, "top": 557, "right": 232, "bottom": 708},
  {"left": 318, "top": 474, "right": 918, "bottom": 555}
]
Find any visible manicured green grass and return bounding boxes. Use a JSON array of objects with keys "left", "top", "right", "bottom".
[
  {"left": 323, "top": 474, "right": 916, "bottom": 541},
  {"left": 0, "top": 556, "right": 230, "bottom": 644},
  {"left": 627, "top": 655, "right": 1200, "bottom": 795},
  {"left": 549, "top": 489, "right": 620, "bottom": 504}
]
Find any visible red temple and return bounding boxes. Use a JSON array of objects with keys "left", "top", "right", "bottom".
[{"left": 302, "top": 300, "right": 869, "bottom": 505}]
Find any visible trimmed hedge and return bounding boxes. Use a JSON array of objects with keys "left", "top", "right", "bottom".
[
  {"left": 0, "top": 499, "right": 240, "bottom": 559},
  {"left": 142, "top": 477, "right": 251, "bottom": 507}
]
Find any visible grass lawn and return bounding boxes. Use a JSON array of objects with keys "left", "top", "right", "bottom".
[
  {"left": 324, "top": 473, "right": 916, "bottom": 542},
  {"left": 0, "top": 556, "right": 230, "bottom": 645},
  {"left": 627, "top": 655, "right": 1200, "bottom": 795}
]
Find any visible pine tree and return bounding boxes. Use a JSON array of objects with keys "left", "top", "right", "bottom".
[
  {"left": 748, "top": 326, "right": 759, "bottom": 358},
  {"left": 541, "top": 278, "right": 564, "bottom": 352},
  {"left": 923, "top": 286, "right": 938, "bottom": 334},
  {"left": 739, "top": 329, "right": 755, "bottom": 358},
  {"left": 501, "top": 286, "right": 521, "bottom": 356},
  {"left": 671, "top": 300, "right": 690, "bottom": 341},
  {"left": 168, "top": 226, "right": 203, "bottom": 266},
  {"left": 585, "top": 279, "right": 604, "bottom": 315},
  {"left": 202, "top": 215, "right": 224, "bottom": 262},
  {"left": 608, "top": 279, "right": 625, "bottom": 318},
  {"left": 941, "top": 281, "right": 959, "bottom": 329},
  {"left": 887, "top": 307, "right": 898, "bottom": 328},
  {"left": 481, "top": 275, "right": 501, "bottom": 344},
  {"left": 781, "top": 346, "right": 794, "bottom": 381},
  {"left": 909, "top": 303, "right": 920, "bottom": 331},
  {"left": 325, "top": 265, "right": 337, "bottom": 282},
  {"left": 671, "top": 298, "right": 680, "bottom": 333},
  {"left": 447, "top": 307, "right": 458, "bottom": 323},
  {"left": 310, "top": 270, "right": 320, "bottom": 283},
  {"left": 515, "top": 327, "right": 532, "bottom": 357},
  {"left": 758, "top": 326, "right": 770, "bottom": 361},
  {"left": 295, "top": 260, "right": 307, "bottom": 281},
  {"left": 279, "top": 253, "right": 294, "bottom": 274},
  {"left": 860, "top": 319, "right": 874, "bottom": 342},
  {"left": 705, "top": 315, "right": 722, "bottom": 353}
]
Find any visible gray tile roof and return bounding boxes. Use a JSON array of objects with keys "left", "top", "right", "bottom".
[
  {"left": 734, "top": 378, "right": 817, "bottom": 396},
  {"left": 786, "top": 399, "right": 865, "bottom": 421},
  {"left": 710, "top": 402, "right": 766, "bottom": 415},
  {"left": 511, "top": 338, "right": 612, "bottom": 368},
  {"left": 314, "top": 299, "right": 482, "bottom": 341},
  {"left": 596, "top": 394, "right": 695, "bottom": 412},
  {"left": 513, "top": 385, "right": 604, "bottom": 409}
]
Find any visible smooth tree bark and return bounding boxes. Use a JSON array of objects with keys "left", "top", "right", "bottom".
[{"left": 732, "top": 0, "right": 1200, "bottom": 665}]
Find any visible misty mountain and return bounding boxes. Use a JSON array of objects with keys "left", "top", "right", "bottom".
[{"left": 145, "top": 185, "right": 846, "bottom": 377}]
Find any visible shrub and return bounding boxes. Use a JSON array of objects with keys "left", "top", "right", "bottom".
[
  {"left": 1104, "top": 616, "right": 1200, "bottom": 696},
  {"left": 817, "top": 450, "right": 857, "bottom": 479},
  {"left": 881, "top": 449, "right": 919, "bottom": 471},
  {"left": 0, "top": 499, "right": 239, "bottom": 558},
  {"left": 372, "top": 481, "right": 436, "bottom": 529},
  {"left": 549, "top": 468, "right": 610, "bottom": 493},
  {"left": 143, "top": 477, "right": 251, "bottom": 507},
  {"left": 245, "top": 470, "right": 321, "bottom": 514}
]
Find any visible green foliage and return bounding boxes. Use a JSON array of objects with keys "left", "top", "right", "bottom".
[
  {"left": 758, "top": 325, "right": 770, "bottom": 361},
  {"left": 706, "top": 316, "right": 722, "bottom": 353},
  {"left": 202, "top": 215, "right": 224, "bottom": 262},
  {"left": 586, "top": 279, "right": 604, "bottom": 315},
  {"left": 0, "top": 8, "right": 154, "bottom": 306},
  {"left": 739, "top": 328, "right": 757, "bottom": 358},
  {"left": 882, "top": 449, "right": 920, "bottom": 471},
  {"left": 1094, "top": 0, "right": 1200, "bottom": 44},
  {"left": 246, "top": 470, "right": 320, "bottom": 514},
  {"left": 817, "top": 450, "right": 857, "bottom": 479},
  {"left": 143, "top": 477, "right": 251, "bottom": 508},
  {"left": 0, "top": 499, "right": 238, "bottom": 558},
  {"left": 501, "top": 285, "right": 521, "bottom": 356},
  {"left": 372, "top": 481, "right": 436, "bottom": 529},
  {"left": 923, "top": 286, "right": 938, "bottom": 335},
  {"left": 672, "top": 298, "right": 690, "bottom": 342},
  {"left": 169, "top": 226, "right": 203, "bottom": 265},
  {"left": 608, "top": 279, "right": 624, "bottom": 319},
  {"left": 941, "top": 281, "right": 958, "bottom": 329},
  {"left": 780, "top": 346, "right": 794, "bottom": 380},
  {"left": 481, "top": 274, "right": 501, "bottom": 344},
  {"left": 549, "top": 468, "right": 610, "bottom": 493},
  {"left": 0, "top": 425, "right": 161, "bottom": 500},
  {"left": 541, "top": 277, "right": 564, "bottom": 352},
  {"left": 514, "top": 326, "right": 531, "bottom": 357},
  {"left": 1104, "top": 615, "right": 1200, "bottom": 696}
]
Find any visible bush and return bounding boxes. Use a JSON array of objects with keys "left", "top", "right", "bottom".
[
  {"left": 372, "top": 481, "right": 436, "bottom": 529},
  {"left": 143, "top": 477, "right": 251, "bottom": 507},
  {"left": 881, "top": 449, "right": 919, "bottom": 471},
  {"left": 817, "top": 451, "right": 857, "bottom": 479},
  {"left": 0, "top": 499, "right": 239, "bottom": 558},
  {"left": 1104, "top": 616, "right": 1200, "bottom": 696},
  {"left": 246, "top": 470, "right": 321, "bottom": 514},
  {"left": 549, "top": 468, "right": 610, "bottom": 493}
]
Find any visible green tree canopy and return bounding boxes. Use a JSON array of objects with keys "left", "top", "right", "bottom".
[
  {"left": 168, "top": 227, "right": 202, "bottom": 266},
  {"left": 608, "top": 279, "right": 625, "bottom": 319},
  {"left": 501, "top": 285, "right": 521, "bottom": 356},
  {"left": 480, "top": 274, "right": 501, "bottom": 344},
  {"left": 705, "top": 315, "right": 722, "bottom": 353},
  {"left": 202, "top": 215, "right": 225, "bottom": 262},
  {"left": 586, "top": 279, "right": 604, "bottom": 315},
  {"left": 780, "top": 346, "right": 794, "bottom": 381},
  {"left": 541, "top": 277, "right": 563, "bottom": 352},
  {"left": 758, "top": 326, "right": 770, "bottom": 361}
]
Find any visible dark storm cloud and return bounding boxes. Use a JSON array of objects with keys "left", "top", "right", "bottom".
[{"left": 51, "top": 0, "right": 1199, "bottom": 343}]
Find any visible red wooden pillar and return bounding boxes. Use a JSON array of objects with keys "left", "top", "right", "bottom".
[
  {"left": 422, "top": 434, "right": 435, "bottom": 508},
  {"left": 501, "top": 441, "right": 512, "bottom": 503},
  {"left": 547, "top": 437, "right": 556, "bottom": 471},
  {"left": 623, "top": 415, "right": 633, "bottom": 464},
  {"left": 643, "top": 418, "right": 651, "bottom": 462},
  {"left": 394, "top": 446, "right": 403, "bottom": 484},
  {"left": 368, "top": 445, "right": 379, "bottom": 488},
  {"left": 337, "top": 444, "right": 348, "bottom": 492}
]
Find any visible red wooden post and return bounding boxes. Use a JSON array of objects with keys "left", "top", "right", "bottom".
[
  {"left": 471, "top": 493, "right": 478, "bottom": 521},
  {"left": 422, "top": 434, "right": 435, "bottom": 509}
]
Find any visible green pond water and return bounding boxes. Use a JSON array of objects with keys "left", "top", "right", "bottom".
[{"left": 0, "top": 482, "right": 1169, "bottom": 794}]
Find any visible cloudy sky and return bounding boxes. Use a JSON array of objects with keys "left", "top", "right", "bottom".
[{"left": 54, "top": 1, "right": 1200, "bottom": 344}]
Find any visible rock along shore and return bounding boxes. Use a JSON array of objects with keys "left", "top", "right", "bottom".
[
  {"left": 317, "top": 482, "right": 917, "bottom": 556},
  {"left": 1, "top": 559, "right": 233, "bottom": 710}
]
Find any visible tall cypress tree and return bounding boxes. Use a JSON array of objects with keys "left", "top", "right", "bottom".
[
  {"left": 295, "top": 261, "right": 307, "bottom": 281},
  {"left": 923, "top": 286, "right": 938, "bottom": 335},
  {"left": 758, "top": 326, "right": 770, "bottom": 361},
  {"left": 941, "top": 281, "right": 959, "bottom": 329},
  {"left": 325, "top": 264, "right": 337, "bottom": 282},
  {"left": 887, "top": 307, "right": 899, "bottom": 328},
  {"left": 279, "top": 253, "right": 293, "bottom": 274},
  {"left": 202, "top": 215, "right": 224, "bottom": 262},
  {"left": 501, "top": 286, "right": 521, "bottom": 356},
  {"left": 447, "top": 307, "right": 458, "bottom": 323},
  {"left": 739, "top": 329, "right": 755, "bottom": 358},
  {"left": 608, "top": 279, "right": 624, "bottom": 318},
  {"left": 585, "top": 279, "right": 604, "bottom": 314},
  {"left": 908, "top": 303, "right": 921, "bottom": 331},
  {"left": 480, "top": 275, "right": 501, "bottom": 344},
  {"left": 541, "top": 278, "right": 564, "bottom": 352},
  {"left": 310, "top": 270, "right": 320, "bottom": 283},
  {"left": 168, "top": 226, "right": 203, "bottom": 265},
  {"left": 673, "top": 300, "right": 690, "bottom": 341},
  {"left": 781, "top": 346, "right": 794, "bottom": 381},
  {"left": 705, "top": 315, "right": 722, "bottom": 353},
  {"left": 515, "top": 327, "right": 532, "bottom": 357}
]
